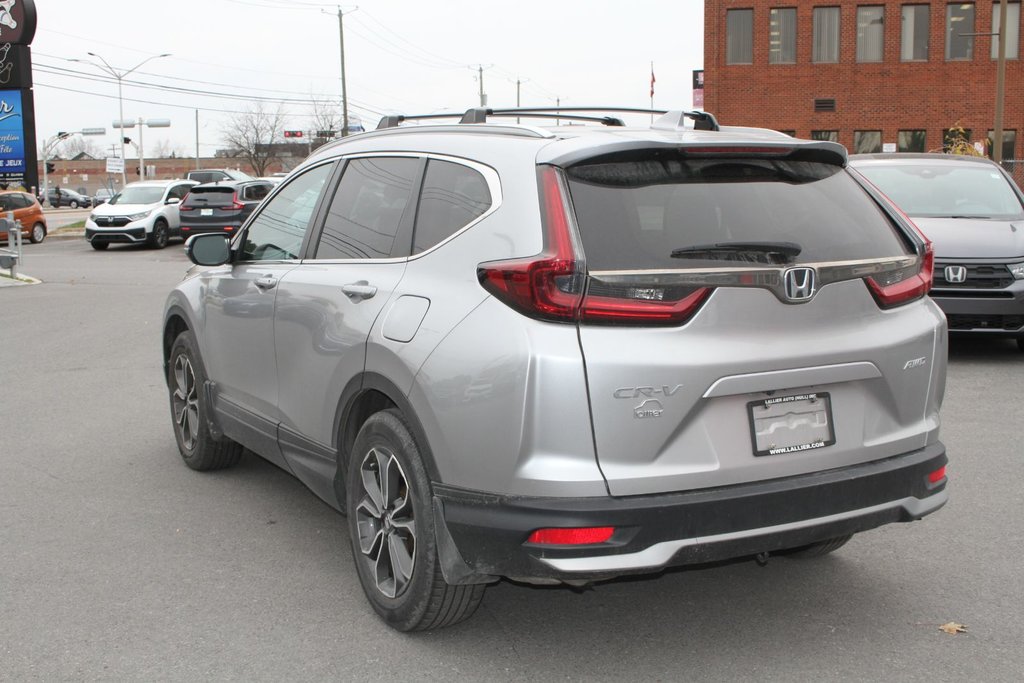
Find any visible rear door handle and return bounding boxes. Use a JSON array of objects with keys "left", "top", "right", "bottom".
[
  {"left": 254, "top": 275, "right": 278, "bottom": 290},
  {"left": 342, "top": 281, "right": 377, "bottom": 301}
]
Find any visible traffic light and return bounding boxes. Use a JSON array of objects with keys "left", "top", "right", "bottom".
[
  {"left": 45, "top": 162, "right": 55, "bottom": 173},
  {"left": 123, "top": 137, "right": 132, "bottom": 144},
  {"left": 283, "top": 130, "right": 303, "bottom": 138},
  {"left": 135, "top": 166, "right": 140, "bottom": 176}
]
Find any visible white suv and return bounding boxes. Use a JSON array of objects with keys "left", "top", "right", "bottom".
[{"left": 86, "top": 179, "right": 196, "bottom": 250}]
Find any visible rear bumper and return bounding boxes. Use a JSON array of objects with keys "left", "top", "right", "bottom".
[{"left": 434, "top": 442, "right": 947, "bottom": 584}]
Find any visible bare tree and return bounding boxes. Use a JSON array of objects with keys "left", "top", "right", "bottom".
[
  {"left": 58, "top": 136, "right": 101, "bottom": 160},
  {"left": 309, "top": 98, "right": 342, "bottom": 140},
  {"left": 221, "top": 102, "right": 288, "bottom": 176},
  {"left": 151, "top": 138, "right": 185, "bottom": 159}
]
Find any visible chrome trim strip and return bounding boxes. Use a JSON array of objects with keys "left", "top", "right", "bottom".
[
  {"left": 702, "top": 361, "right": 882, "bottom": 399},
  {"left": 539, "top": 492, "right": 948, "bottom": 573},
  {"left": 590, "top": 255, "right": 919, "bottom": 303}
]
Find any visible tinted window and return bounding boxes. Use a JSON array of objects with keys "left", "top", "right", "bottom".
[
  {"left": 242, "top": 183, "right": 271, "bottom": 201},
  {"left": 0, "top": 195, "right": 12, "bottom": 211},
  {"left": 413, "top": 159, "right": 491, "bottom": 254},
  {"left": 565, "top": 154, "right": 909, "bottom": 271},
  {"left": 184, "top": 187, "right": 236, "bottom": 207},
  {"left": 241, "top": 163, "right": 332, "bottom": 261},
  {"left": 9, "top": 193, "right": 30, "bottom": 209},
  {"left": 313, "top": 157, "right": 418, "bottom": 260},
  {"left": 168, "top": 184, "right": 191, "bottom": 200},
  {"left": 726, "top": 9, "right": 753, "bottom": 64}
]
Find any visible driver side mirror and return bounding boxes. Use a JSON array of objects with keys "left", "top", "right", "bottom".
[
  {"left": 165, "top": 197, "right": 181, "bottom": 205},
  {"left": 185, "top": 233, "right": 232, "bottom": 266}
]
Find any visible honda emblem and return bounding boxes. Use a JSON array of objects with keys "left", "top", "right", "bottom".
[
  {"left": 944, "top": 265, "right": 967, "bottom": 284},
  {"left": 783, "top": 267, "right": 817, "bottom": 301}
]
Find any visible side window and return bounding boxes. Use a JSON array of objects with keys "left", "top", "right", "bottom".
[
  {"left": 244, "top": 183, "right": 270, "bottom": 201},
  {"left": 15, "top": 194, "right": 32, "bottom": 208},
  {"left": 241, "top": 163, "right": 332, "bottom": 261},
  {"left": 413, "top": 159, "right": 492, "bottom": 254},
  {"left": 313, "top": 157, "right": 419, "bottom": 260},
  {"left": 167, "top": 184, "right": 190, "bottom": 201},
  {"left": 0, "top": 195, "right": 11, "bottom": 211}
]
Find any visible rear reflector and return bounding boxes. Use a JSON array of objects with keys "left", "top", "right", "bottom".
[
  {"left": 527, "top": 527, "right": 615, "bottom": 545},
  {"left": 928, "top": 466, "right": 946, "bottom": 484}
]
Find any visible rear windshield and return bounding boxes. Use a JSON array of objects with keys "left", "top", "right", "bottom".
[
  {"left": 565, "top": 154, "right": 909, "bottom": 271},
  {"left": 183, "top": 187, "right": 235, "bottom": 207},
  {"left": 853, "top": 163, "right": 1024, "bottom": 220}
]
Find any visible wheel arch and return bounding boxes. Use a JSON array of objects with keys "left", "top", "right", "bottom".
[
  {"left": 332, "top": 371, "right": 441, "bottom": 509},
  {"left": 162, "top": 305, "right": 194, "bottom": 384}
]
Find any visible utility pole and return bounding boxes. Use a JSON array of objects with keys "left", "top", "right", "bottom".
[
  {"left": 994, "top": 0, "right": 1008, "bottom": 162},
  {"left": 338, "top": 6, "right": 350, "bottom": 137},
  {"left": 479, "top": 65, "right": 486, "bottom": 107},
  {"left": 195, "top": 109, "right": 200, "bottom": 170},
  {"left": 516, "top": 78, "right": 529, "bottom": 123}
]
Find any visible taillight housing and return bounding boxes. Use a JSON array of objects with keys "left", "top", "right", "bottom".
[
  {"left": 477, "top": 166, "right": 711, "bottom": 325},
  {"left": 228, "top": 193, "right": 245, "bottom": 210},
  {"left": 866, "top": 241, "right": 934, "bottom": 309},
  {"left": 526, "top": 527, "right": 615, "bottom": 545}
]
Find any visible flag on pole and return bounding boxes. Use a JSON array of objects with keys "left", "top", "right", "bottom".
[{"left": 650, "top": 64, "right": 656, "bottom": 98}]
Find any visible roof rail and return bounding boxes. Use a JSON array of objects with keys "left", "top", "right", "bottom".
[{"left": 376, "top": 107, "right": 720, "bottom": 131}]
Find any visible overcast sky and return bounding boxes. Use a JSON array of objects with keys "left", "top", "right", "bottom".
[{"left": 32, "top": 0, "right": 706, "bottom": 161}]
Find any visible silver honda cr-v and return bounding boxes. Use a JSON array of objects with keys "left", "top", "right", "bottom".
[{"left": 163, "top": 107, "right": 949, "bottom": 631}]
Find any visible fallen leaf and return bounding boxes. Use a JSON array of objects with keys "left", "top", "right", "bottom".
[{"left": 939, "top": 622, "right": 968, "bottom": 635}]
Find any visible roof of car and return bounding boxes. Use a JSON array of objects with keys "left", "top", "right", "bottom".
[
  {"left": 124, "top": 179, "right": 198, "bottom": 188},
  {"left": 303, "top": 107, "right": 847, "bottom": 170},
  {"left": 190, "top": 180, "right": 268, "bottom": 190}
]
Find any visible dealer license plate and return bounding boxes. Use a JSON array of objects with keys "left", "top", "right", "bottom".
[
  {"left": 200, "top": 208, "right": 213, "bottom": 216},
  {"left": 747, "top": 392, "right": 835, "bottom": 457}
]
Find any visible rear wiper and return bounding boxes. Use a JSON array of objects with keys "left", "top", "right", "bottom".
[
  {"left": 948, "top": 215, "right": 992, "bottom": 220},
  {"left": 670, "top": 241, "right": 802, "bottom": 264}
]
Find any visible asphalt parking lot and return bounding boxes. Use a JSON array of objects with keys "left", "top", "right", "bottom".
[{"left": 2, "top": 239, "right": 1023, "bottom": 681}]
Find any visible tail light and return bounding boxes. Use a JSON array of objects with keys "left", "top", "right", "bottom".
[
  {"left": 866, "top": 241, "right": 934, "bottom": 309},
  {"left": 228, "top": 193, "right": 245, "bottom": 210},
  {"left": 179, "top": 193, "right": 194, "bottom": 212},
  {"left": 477, "top": 166, "right": 711, "bottom": 325},
  {"left": 928, "top": 465, "right": 947, "bottom": 485}
]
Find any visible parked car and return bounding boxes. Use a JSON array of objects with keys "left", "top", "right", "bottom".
[
  {"left": 184, "top": 169, "right": 254, "bottom": 185},
  {"left": 850, "top": 153, "right": 1024, "bottom": 351},
  {"left": 163, "top": 107, "right": 948, "bottom": 631},
  {"left": 91, "top": 188, "right": 115, "bottom": 206},
  {"left": 85, "top": 179, "right": 197, "bottom": 250},
  {"left": 0, "top": 191, "right": 47, "bottom": 243},
  {"left": 46, "top": 188, "right": 91, "bottom": 209},
  {"left": 178, "top": 180, "right": 274, "bottom": 237}
]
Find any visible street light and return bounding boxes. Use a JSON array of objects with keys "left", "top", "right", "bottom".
[
  {"left": 70, "top": 52, "right": 171, "bottom": 185},
  {"left": 116, "top": 118, "right": 171, "bottom": 181}
]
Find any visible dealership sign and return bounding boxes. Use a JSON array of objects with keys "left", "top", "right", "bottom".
[{"left": 0, "top": 89, "right": 25, "bottom": 178}]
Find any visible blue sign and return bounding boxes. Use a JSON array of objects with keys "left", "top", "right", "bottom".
[{"left": 0, "top": 89, "right": 24, "bottom": 178}]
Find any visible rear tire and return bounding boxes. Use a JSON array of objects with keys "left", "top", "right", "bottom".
[
  {"left": 29, "top": 223, "right": 46, "bottom": 244},
  {"left": 347, "top": 409, "right": 485, "bottom": 631},
  {"left": 90, "top": 241, "right": 109, "bottom": 250},
  {"left": 168, "top": 330, "right": 243, "bottom": 471},
  {"left": 149, "top": 219, "right": 170, "bottom": 249},
  {"left": 782, "top": 534, "right": 853, "bottom": 558},
  {"left": 69, "top": 200, "right": 80, "bottom": 209}
]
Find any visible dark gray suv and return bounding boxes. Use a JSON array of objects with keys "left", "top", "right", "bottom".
[
  {"left": 851, "top": 153, "right": 1024, "bottom": 350},
  {"left": 163, "top": 107, "right": 948, "bottom": 631}
]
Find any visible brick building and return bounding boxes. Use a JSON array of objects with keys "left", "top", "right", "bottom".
[{"left": 703, "top": 1, "right": 1023, "bottom": 165}]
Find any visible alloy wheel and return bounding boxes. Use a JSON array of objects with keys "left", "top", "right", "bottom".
[
  {"left": 172, "top": 354, "right": 200, "bottom": 451},
  {"left": 355, "top": 446, "right": 416, "bottom": 598}
]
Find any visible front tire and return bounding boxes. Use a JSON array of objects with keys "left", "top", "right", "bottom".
[
  {"left": 90, "top": 241, "right": 109, "bottom": 250},
  {"left": 29, "top": 223, "right": 46, "bottom": 244},
  {"left": 149, "top": 219, "right": 170, "bottom": 249},
  {"left": 347, "top": 409, "right": 485, "bottom": 631},
  {"left": 69, "top": 200, "right": 80, "bottom": 209},
  {"left": 168, "top": 330, "right": 243, "bottom": 471}
]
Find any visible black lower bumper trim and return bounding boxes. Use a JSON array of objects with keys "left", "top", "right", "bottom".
[{"left": 434, "top": 443, "right": 947, "bottom": 582}]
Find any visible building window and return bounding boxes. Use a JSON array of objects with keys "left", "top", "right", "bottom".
[
  {"left": 857, "top": 6, "right": 885, "bottom": 61},
  {"left": 946, "top": 3, "right": 975, "bottom": 60},
  {"left": 987, "top": 130, "right": 1017, "bottom": 159},
  {"left": 769, "top": 8, "right": 798, "bottom": 63},
  {"left": 777, "top": 130, "right": 797, "bottom": 137},
  {"left": 811, "top": 130, "right": 839, "bottom": 142},
  {"left": 727, "top": 9, "right": 754, "bottom": 64},
  {"left": 991, "top": 2, "right": 1020, "bottom": 59},
  {"left": 854, "top": 131, "right": 883, "bottom": 153},
  {"left": 813, "top": 7, "right": 841, "bottom": 62},
  {"left": 898, "top": 130, "right": 927, "bottom": 152},
  {"left": 901, "top": 5, "right": 930, "bottom": 60}
]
